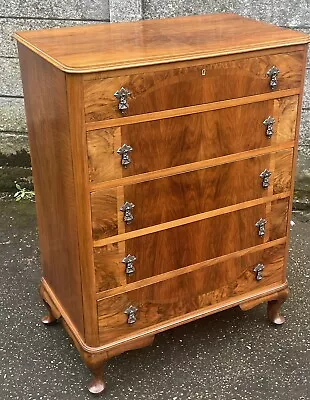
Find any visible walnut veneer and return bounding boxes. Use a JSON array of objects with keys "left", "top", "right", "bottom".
[{"left": 15, "top": 13, "right": 309, "bottom": 394}]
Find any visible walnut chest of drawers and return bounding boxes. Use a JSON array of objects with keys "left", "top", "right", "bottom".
[{"left": 15, "top": 13, "right": 309, "bottom": 394}]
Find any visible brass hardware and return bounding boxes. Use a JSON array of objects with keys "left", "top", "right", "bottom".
[
  {"left": 263, "top": 116, "right": 275, "bottom": 138},
  {"left": 267, "top": 66, "right": 280, "bottom": 90},
  {"left": 256, "top": 218, "right": 267, "bottom": 237},
  {"left": 114, "top": 87, "right": 131, "bottom": 115},
  {"left": 254, "top": 263, "right": 265, "bottom": 281},
  {"left": 122, "top": 254, "right": 136, "bottom": 275},
  {"left": 120, "top": 201, "right": 135, "bottom": 224},
  {"left": 201, "top": 68, "right": 206, "bottom": 76},
  {"left": 124, "top": 305, "right": 138, "bottom": 324},
  {"left": 260, "top": 169, "right": 272, "bottom": 188},
  {"left": 117, "top": 144, "right": 133, "bottom": 168}
]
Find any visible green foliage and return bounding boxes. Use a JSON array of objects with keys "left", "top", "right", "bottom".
[{"left": 14, "top": 183, "right": 35, "bottom": 202}]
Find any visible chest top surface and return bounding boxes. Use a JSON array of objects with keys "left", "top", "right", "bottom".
[{"left": 14, "top": 13, "right": 309, "bottom": 73}]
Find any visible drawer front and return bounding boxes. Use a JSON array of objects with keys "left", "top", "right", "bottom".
[
  {"left": 97, "top": 244, "right": 286, "bottom": 344},
  {"left": 94, "top": 199, "right": 289, "bottom": 292},
  {"left": 91, "top": 150, "right": 293, "bottom": 241},
  {"left": 84, "top": 52, "right": 303, "bottom": 122},
  {"left": 88, "top": 96, "right": 298, "bottom": 184}
]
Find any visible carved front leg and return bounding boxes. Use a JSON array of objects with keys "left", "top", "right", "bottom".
[
  {"left": 82, "top": 335, "right": 154, "bottom": 394},
  {"left": 267, "top": 288, "right": 289, "bottom": 325}
]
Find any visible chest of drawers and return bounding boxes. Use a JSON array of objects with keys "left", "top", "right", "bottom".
[{"left": 15, "top": 13, "right": 309, "bottom": 394}]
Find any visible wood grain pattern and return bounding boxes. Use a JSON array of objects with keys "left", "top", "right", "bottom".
[
  {"left": 84, "top": 52, "right": 303, "bottom": 122},
  {"left": 90, "top": 143, "right": 295, "bottom": 192},
  {"left": 15, "top": 14, "right": 308, "bottom": 394},
  {"left": 83, "top": 46, "right": 305, "bottom": 81},
  {"left": 17, "top": 44, "right": 85, "bottom": 337},
  {"left": 91, "top": 150, "right": 293, "bottom": 240},
  {"left": 94, "top": 199, "right": 289, "bottom": 292},
  {"left": 87, "top": 96, "right": 298, "bottom": 184},
  {"left": 97, "top": 243, "right": 286, "bottom": 344},
  {"left": 93, "top": 192, "right": 290, "bottom": 247},
  {"left": 14, "top": 14, "right": 309, "bottom": 73},
  {"left": 269, "top": 198, "right": 290, "bottom": 241},
  {"left": 282, "top": 47, "right": 309, "bottom": 283},
  {"left": 85, "top": 89, "right": 300, "bottom": 132},
  {"left": 96, "top": 237, "right": 287, "bottom": 300},
  {"left": 273, "top": 150, "right": 294, "bottom": 194},
  {"left": 66, "top": 74, "right": 99, "bottom": 347}
]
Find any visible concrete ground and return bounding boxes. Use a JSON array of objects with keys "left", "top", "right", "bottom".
[{"left": 0, "top": 196, "right": 309, "bottom": 400}]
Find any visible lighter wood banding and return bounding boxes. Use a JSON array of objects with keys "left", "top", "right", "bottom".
[
  {"left": 93, "top": 192, "right": 290, "bottom": 247},
  {"left": 90, "top": 142, "right": 295, "bottom": 192},
  {"left": 96, "top": 237, "right": 287, "bottom": 299},
  {"left": 85, "top": 89, "right": 300, "bottom": 131}
]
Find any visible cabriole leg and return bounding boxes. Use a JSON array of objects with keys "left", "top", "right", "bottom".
[
  {"left": 267, "top": 289, "right": 289, "bottom": 325},
  {"left": 41, "top": 302, "right": 58, "bottom": 325},
  {"left": 39, "top": 282, "right": 60, "bottom": 325},
  {"left": 85, "top": 357, "right": 106, "bottom": 395}
]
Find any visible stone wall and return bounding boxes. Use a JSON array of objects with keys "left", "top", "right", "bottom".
[
  {"left": 1, "top": 0, "right": 309, "bottom": 203},
  {"left": 0, "top": 1, "right": 110, "bottom": 190}
]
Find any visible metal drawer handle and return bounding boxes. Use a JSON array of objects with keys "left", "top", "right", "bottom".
[
  {"left": 120, "top": 201, "right": 135, "bottom": 224},
  {"left": 117, "top": 144, "right": 133, "bottom": 168},
  {"left": 256, "top": 218, "right": 267, "bottom": 237},
  {"left": 263, "top": 116, "right": 275, "bottom": 138},
  {"left": 254, "top": 263, "right": 265, "bottom": 281},
  {"left": 122, "top": 254, "right": 136, "bottom": 275},
  {"left": 260, "top": 169, "right": 272, "bottom": 188},
  {"left": 124, "top": 305, "right": 138, "bottom": 324},
  {"left": 114, "top": 87, "right": 131, "bottom": 115},
  {"left": 267, "top": 66, "right": 280, "bottom": 90}
]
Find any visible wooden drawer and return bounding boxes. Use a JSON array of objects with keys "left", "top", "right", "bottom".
[
  {"left": 94, "top": 198, "right": 289, "bottom": 293},
  {"left": 87, "top": 97, "right": 298, "bottom": 184},
  {"left": 91, "top": 150, "right": 293, "bottom": 241},
  {"left": 97, "top": 243, "right": 286, "bottom": 344},
  {"left": 84, "top": 52, "right": 303, "bottom": 122}
]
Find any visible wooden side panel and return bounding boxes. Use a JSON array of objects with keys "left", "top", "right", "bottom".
[
  {"left": 97, "top": 244, "right": 286, "bottom": 344},
  {"left": 87, "top": 96, "right": 298, "bottom": 184},
  {"left": 91, "top": 150, "right": 293, "bottom": 241},
  {"left": 94, "top": 199, "right": 289, "bottom": 292},
  {"left": 84, "top": 52, "right": 303, "bottom": 122},
  {"left": 17, "top": 44, "right": 85, "bottom": 337}
]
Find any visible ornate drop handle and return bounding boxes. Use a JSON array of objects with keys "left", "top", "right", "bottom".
[
  {"left": 267, "top": 66, "right": 280, "bottom": 90},
  {"left": 260, "top": 169, "right": 272, "bottom": 189},
  {"left": 120, "top": 201, "right": 135, "bottom": 224},
  {"left": 122, "top": 254, "right": 136, "bottom": 275},
  {"left": 263, "top": 116, "right": 275, "bottom": 138},
  {"left": 117, "top": 144, "right": 133, "bottom": 168},
  {"left": 256, "top": 218, "right": 267, "bottom": 237},
  {"left": 254, "top": 263, "right": 265, "bottom": 281},
  {"left": 114, "top": 87, "right": 131, "bottom": 115},
  {"left": 124, "top": 305, "right": 138, "bottom": 324}
]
